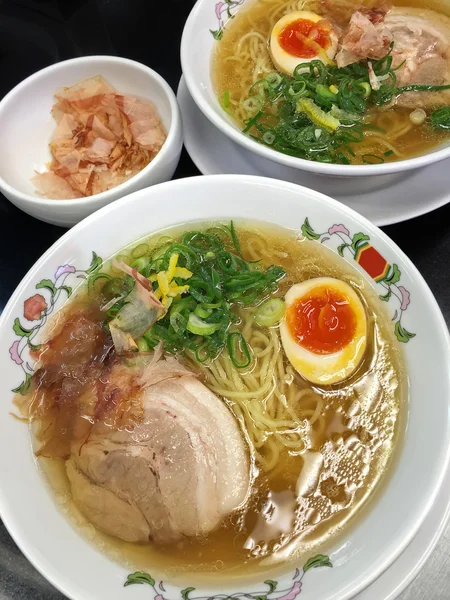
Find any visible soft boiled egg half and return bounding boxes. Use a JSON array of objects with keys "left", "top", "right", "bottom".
[
  {"left": 270, "top": 11, "right": 338, "bottom": 76},
  {"left": 280, "top": 278, "right": 367, "bottom": 386}
]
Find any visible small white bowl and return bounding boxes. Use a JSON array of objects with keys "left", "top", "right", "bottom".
[
  {"left": 181, "top": 0, "right": 450, "bottom": 178},
  {"left": 0, "top": 175, "right": 449, "bottom": 600},
  {"left": 0, "top": 56, "right": 183, "bottom": 227}
]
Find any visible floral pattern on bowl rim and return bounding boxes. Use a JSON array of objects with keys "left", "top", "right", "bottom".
[
  {"left": 9, "top": 253, "right": 102, "bottom": 396},
  {"left": 210, "top": 0, "right": 245, "bottom": 39},
  {"left": 124, "top": 555, "right": 332, "bottom": 599}
]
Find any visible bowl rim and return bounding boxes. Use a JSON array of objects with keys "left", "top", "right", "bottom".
[
  {"left": 180, "top": 0, "right": 450, "bottom": 177},
  {"left": 0, "top": 55, "right": 182, "bottom": 207},
  {"left": 0, "top": 174, "right": 449, "bottom": 600}
]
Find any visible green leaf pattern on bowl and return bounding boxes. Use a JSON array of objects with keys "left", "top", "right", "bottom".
[{"left": 124, "top": 554, "right": 332, "bottom": 598}]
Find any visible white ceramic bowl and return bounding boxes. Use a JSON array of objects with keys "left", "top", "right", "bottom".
[
  {"left": 0, "top": 175, "right": 449, "bottom": 600},
  {"left": 0, "top": 56, "right": 183, "bottom": 227},
  {"left": 181, "top": 0, "right": 450, "bottom": 178}
]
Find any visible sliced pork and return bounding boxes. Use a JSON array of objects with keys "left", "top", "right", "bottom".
[
  {"left": 335, "top": 7, "right": 393, "bottom": 68},
  {"left": 336, "top": 6, "right": 450, "bottom": 108},
  {"left": 67, "top": 356, "right": 250, "bottom": 544}
]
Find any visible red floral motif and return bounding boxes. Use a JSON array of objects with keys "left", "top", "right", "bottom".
[{"left": 24, "top": 294, "right": 47, "bottom": 321}]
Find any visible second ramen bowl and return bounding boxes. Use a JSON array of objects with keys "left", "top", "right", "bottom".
[
  {"left": 0, "top": 175, "right": 449, "bottom": 600},
  {"left": 181, "top": 0, "right": 450, "bottom": 178}
]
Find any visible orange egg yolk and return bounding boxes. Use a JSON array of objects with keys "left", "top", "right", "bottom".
[
  {"left": 287, "top": 286, "right": 357, "bottom": 355},
  {"left": 278, "top": 18, "right": 331, "bottom": 58}
]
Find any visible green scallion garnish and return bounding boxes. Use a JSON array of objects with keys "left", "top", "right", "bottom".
[{"left": 227, "top": 332, "right": 251, "bottom": 369}]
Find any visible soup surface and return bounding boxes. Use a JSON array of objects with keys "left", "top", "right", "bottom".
[
  {"left": 16, "top": 222, "right": 406, "bottom": 582},
  {"left": 212, "top": 0, "right": 450, "bottom": 165}
]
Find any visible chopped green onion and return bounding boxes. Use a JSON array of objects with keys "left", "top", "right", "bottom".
[
  {"left": 254, "top": 298, "right": 285, "bottom": 327},
  {"left": 316, "top": 84, "right": 338, "bottom": 102},
  {"left": 171, "top": 296, "right": 196, "bottom": 314},
  {"left": 357, "top": 82, "right": 371, "bottom": 99},
  {"left": 162, "top": 243, "right": 197, "bottom": 270},
  {"left": 195, "top": 344, "right": 209, "bottom": 363},
  {"left": 362, "top": 154, "right": 385, "bottom": 164},
  {"left": 88, "top": 272, "right": 111, "bottom": 293},
  {"left": 243, "top": 96, "right": 263, "bottom": 113},
  {"left": 384, "top": 150, "right": 394, "bottom": 157},
  {"left": 202, "top": 300, "right": 222, "bottom": 309},
  {"left": 188, "top": 277, "right": 215, "bottom": 303},
  {"left": 266, "top": 72, "right": 283, "bottom": 88},
  {"left": 187, "top": 313, "right": 221, "bottom": 336},
  {"left": 397, "top": 84, "right": 450, "bottom": 95},
  {"left": 136, "top": 337, "right": 150, "bottom": 352},
  {"left": 220, "top": 90, "right": 230, "bottom": 111},
  {"left": 230, "top": 220, "right": 242, "bottom": 257},
  {"left": 195, "top": 304, "right": 213, "bottom": 319},
  {"left": 263, "top": 131, "right": 276, "bottom": 145},
  {"left": 287, "top": 80, "right": 307, "bottom": 99},
  {"left": 249, "top": 79, "right": 268, "bottom": 98},
  {"left": 110, "top": 254, "right": 131, "bottom": 273},
  {"left": 104, "top": 223, "right": 286, "bottom": 364},
  {"left": 330, "top": 105, "right": 360, "bottom": 122},
  {"left": 430, "top": 106, "right": 450, "bottom": 130},
  {"left": 131, "top": 243, "right": 149, "bottom": 259},
  {"left": 242, "top": 110, "right": 263, "bottom": 134},
  {"left": 102, "top": 277, "right": 126, "bottom": 300},
  {"left": 227, "top": 332, "right": 251, "bottom": 369},
  {"left": 151, "top": 242, "right": 173, "bottom": 261},
  {"left": 143, "top": 331, "right": 159, "bottom": 350},
  {"left": 170, "top": 311, "right": 188, "bottom": 334},
  {"left": 361, "top": 124, "right": 386, "bottom": 133},
  {"left": 131, "top": 256, "right": 149, "bottom": 273}
]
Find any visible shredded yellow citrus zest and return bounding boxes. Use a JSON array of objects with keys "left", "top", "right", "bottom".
[
  {"left": 157, "top": 272, "right": 170, "bottom": 296},
  {"left": 173, "top": 267, "right": 193, "bottom": 280},
  {"left": 149, "top": 253, "right": 193, "bottom": 315},
  {"left": 168, "top": 284, "right": 190, "bottom": 297},
  {"left": 166, "top": 253, "right": 179, "bottom": 281},
  {"left": 296, "top": 98, "right": 340, "bottom": 131}
]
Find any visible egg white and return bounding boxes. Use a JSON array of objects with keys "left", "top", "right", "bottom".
[
  {"left": 280, "top": 278, "right": 367, "bottom": 386},
  {"left": 270, "top": 11, "right": 338, "bottom": 76}
]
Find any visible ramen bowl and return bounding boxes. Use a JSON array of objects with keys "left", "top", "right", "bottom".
[
  {"left": 0, "top": 56, "right": 183, "bottom": 227},
  {"left": 181, "top": 0, "right": 450, "bottom": 179},
  {"left": 0, "top": 175, "right": 449, "bottom": 600}
]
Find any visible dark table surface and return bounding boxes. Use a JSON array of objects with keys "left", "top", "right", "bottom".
[{"left": 0, "top": 1, "right": 449, "bottom": 599}]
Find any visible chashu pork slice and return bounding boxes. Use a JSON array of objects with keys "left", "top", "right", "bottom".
[
  {"left": 336, "top": 6, "right": 450, "bottom": 108},
  {"left": 67, "top": 370, "right": 250, "bottom": 544}
]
